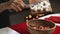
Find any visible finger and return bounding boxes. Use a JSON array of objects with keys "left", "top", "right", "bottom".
[
  {"left": 10, "top": 5, "right": 18, "bottom": 12},
  {"left": 17, "top": 5, "right": 22, "bottom": 11},
  {"left": 17, "top": 2, "right": 25, "bottom": 8},
  {"left": 13, "top": 0, "right": 18, "bottom": 2},
  {"left": 11, "top": 3, "right": 19, "bottom": 12},
  {"left": 17, "top": 0, "right": 26, "bottom": 8},
  {"left": 12, "top": 3, "right": 22, "bottom": 12},
  {"left": 17, "top": 0, "right": 23, "bottom": 2}
]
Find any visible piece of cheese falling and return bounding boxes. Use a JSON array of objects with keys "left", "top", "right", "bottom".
[
  {"left": 40, "top": 7, "right": 43, "bottom": 11},
  {"left": 43, "top": 6, "right": 49, "bottom": 9},
  {"left": 46, "top": 8, "right": 49, "bottom": 11}
]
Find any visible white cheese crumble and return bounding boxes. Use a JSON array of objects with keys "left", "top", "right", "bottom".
[{"left": 30, "top": 1, "right": 51, "bottom": 12}]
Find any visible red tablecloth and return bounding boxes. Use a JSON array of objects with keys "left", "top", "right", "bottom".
[
  {"left": 10, "top": 22, "right": 60, "bottom": 34},
  {"left": 45, "top": 16, "right": 60, "bottom": 23}
]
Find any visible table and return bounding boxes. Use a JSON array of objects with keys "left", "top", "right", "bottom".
[
  {"left": 0, "top": 27, "right": 20, "bottom": 34},
  {"left": 10, "top": 22, "right": 60, "bottom": 34}
]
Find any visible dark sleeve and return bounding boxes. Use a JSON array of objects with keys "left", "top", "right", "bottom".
[
  {"left": 0, "top": 0, "right": 9, "bottom": 3},
  {"left": 0, "top": 9, "right": 10, "bottom": 28}
]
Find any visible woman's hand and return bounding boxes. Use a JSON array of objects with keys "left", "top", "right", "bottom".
[
  {"left": 29, "top": 0, "right": 40, "bottom": 4},
  {"left": 9, "top": 0, "right": 27, "bottom": 12}
]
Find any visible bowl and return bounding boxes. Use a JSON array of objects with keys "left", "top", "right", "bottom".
[{"left": 26, "top": 19, "right": 56, "bottom": 34}]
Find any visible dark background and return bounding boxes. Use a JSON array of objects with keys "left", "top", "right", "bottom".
[{"left": 9, "top": 0, "right": 60, "bottom": 25}]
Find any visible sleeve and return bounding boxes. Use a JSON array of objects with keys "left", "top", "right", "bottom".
[{"left": 0, "top": 0, "right": 9, "bottom": 3}]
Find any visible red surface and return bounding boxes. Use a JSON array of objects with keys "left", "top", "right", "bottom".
[
  {"left": 45, "top": 16, "right": 60, "bottom": 23},
  {"left": 10, "top": 22, "right": 60, "bottom": 34}
]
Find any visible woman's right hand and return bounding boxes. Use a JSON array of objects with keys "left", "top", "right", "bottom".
[
  {"left": 29, "top": 0, "right": 40, "bottom": 4},
  {"left": 9, "top": 0, "right": 27, "bottom": 12}
]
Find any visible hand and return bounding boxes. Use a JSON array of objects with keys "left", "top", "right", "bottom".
[
  {"left": 9, "top": 0, "right": 27, "bottom": 12},
  {"left": 29, "top": 0, "right": 40, "bottom": 4}
]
